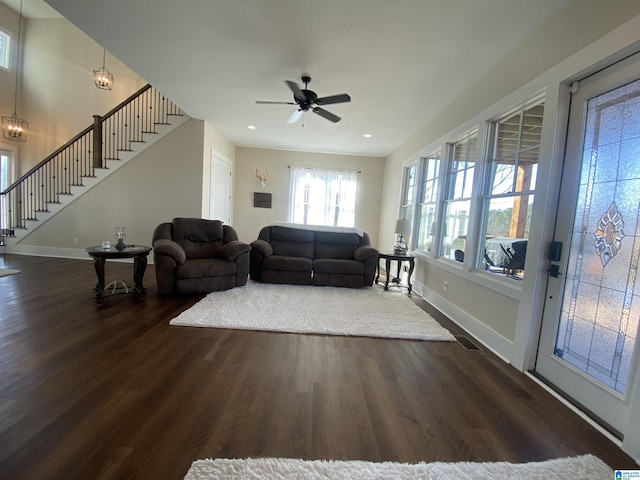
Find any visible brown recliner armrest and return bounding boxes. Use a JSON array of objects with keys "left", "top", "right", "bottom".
[
  {"left": 250, "top": 239, "right": 273, "bottom": 258},
  {"left": 354, "top": 245, "right": 378, "bottom": 262},
  {"left": 222, "top": 241, "right": 251, "bottom": 261},
  {"left": 153, "top": 239, "right": 186, "bottom": 265}
]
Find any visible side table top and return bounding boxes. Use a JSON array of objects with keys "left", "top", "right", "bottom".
[
  {"left": 378, "top": 252, "right": 415, "bottom": 259},
  {"left": 86, "top": 245, "right": 152, "bottom": 258}
]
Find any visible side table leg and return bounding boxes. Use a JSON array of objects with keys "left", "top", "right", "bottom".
[
  {"left": 93, "top": 257, "right": 106, "bottom": 304},
  {"left": 375, "top": 257, "right": 380, "bottom": 284},
  {"left": 133, "top": 255, "right": 148, "bottom": 300},
  {"left": 384, "top": 257, "right": 391, "bottom": 290},
  {"left": 407, "top": 258, "right": 415, "bottom": 294}
]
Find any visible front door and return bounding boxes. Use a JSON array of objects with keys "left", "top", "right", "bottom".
[{"left": 536, "top": 52, "right": 640, "bottom": 455}]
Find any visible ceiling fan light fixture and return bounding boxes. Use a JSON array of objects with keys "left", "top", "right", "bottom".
[{"left": 363, "top": 133, "right": 372, "bottom": 138}]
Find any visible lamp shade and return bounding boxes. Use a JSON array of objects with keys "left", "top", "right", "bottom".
[{"left": 395, "top": 219, "right": 410, "bottom": 236}]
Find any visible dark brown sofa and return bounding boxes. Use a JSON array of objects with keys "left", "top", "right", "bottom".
[
  {"left": 152, "top": 218, "right": 250, "bottom": 295},
  {"left": 250, "top": 224, "right": 378, "bottom": 288}
]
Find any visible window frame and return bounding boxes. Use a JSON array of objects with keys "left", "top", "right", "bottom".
[
  {"left": 415, "top": 148, "right": 442, "bottom": 254},
  {"left": 438, "top": 129, "right": 479, "bottom": 263},
  {"left": 0, "top": 27, "right": 11, "bottom": 72},
  {"left": 476, "top": 98, "right": 545, "bottom": 280}
]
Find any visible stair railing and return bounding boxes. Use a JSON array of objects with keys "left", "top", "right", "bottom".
[{"left": 0, "top": 84, "right": 183, "bottom": 243}]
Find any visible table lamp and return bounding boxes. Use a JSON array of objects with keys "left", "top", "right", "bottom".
[{"left": 394, "top": 219, "right": 410, "bottom": 254}]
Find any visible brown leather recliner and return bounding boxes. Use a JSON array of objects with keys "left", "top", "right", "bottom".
[{"left": 152, "top": 218, "right": 250, "bottom": 295}]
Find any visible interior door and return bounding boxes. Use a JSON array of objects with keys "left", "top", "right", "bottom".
[
  {"left": 211, "top": 151, "right": 232, "bottom": 224},
  {"left": 536, "top": 52, "right": 640, "bottom": 451}
]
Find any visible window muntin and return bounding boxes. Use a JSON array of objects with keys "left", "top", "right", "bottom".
[
  {"left": 400, "top": 164, "right": 416, "bottom": 223},
  {"left": 416, "top": 148, "right": 441, "bottom": 252},
  {"left": 288, "top": 166, "right": 358, "bottom": 227},
  {"left": 440, "top": 131, "right": 477, "bottom": 260},
  {"left": 0, "top": 29, "right": 10, "bottom": 71},
  {"left": 480, "top": 102, "right": 544, "bottom": 278}
]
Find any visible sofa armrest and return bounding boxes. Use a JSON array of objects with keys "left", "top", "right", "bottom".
[
  {"left": 354, "top": 245, "right": 378, "bottom": 263},
  {"left": 250, "top": 239, "right": 273, "bottom": 258},
  {"left": 223, "top": 240, "right": 251, "bottom": 261},
  {"left": 153, "top": 239, "right": 186, "bottom": 265}
]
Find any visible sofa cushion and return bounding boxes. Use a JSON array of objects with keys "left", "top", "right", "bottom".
[
  {"left": 175, "top": 258, "right": 236, "bottom": 279},
  {"left": 173, "top": 218, "right": 224, "bottom": 242},
  {"left": 315, "top": 232, "right": 360, "bottom": 260},
  {"left": 270, "top": 226, "right": 315, "bottom": 258},
  {"left": 263, "top": 255, "right": 313, "bottom": 273},
  {"left": 313, "top": 258, "right": 364, "bottom": 275}
]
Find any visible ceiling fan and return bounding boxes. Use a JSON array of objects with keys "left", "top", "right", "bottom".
[{"left": 256, "top": 75, "right": 351, "bottom": 124}]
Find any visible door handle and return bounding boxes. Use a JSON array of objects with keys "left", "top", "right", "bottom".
[{"left": 547, "top": 264, "right": 562, "bottom": 277}]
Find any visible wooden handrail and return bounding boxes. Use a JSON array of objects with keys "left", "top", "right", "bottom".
[{"left": 0, "top": 84, "right": 182, "bottom": 236}]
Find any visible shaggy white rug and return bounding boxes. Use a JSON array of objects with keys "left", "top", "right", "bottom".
[
  {"left": 0, "top": 268, "right": 20, "bottom": 277},
  {"left": 170, "top": 281, "right": 455, "bottom": 341},
  {"left": 182, "top": 455, "right": 613, "bottom": 479}
]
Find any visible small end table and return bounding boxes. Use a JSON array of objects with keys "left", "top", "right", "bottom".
[
  {"left": 86, "top": 245, "right": 152, "bottom": 304},
  {"left": 375, "top": 252, "right": 416, "bottom": 294}
]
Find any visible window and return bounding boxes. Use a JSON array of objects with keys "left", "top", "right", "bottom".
[
  {"left": 479, "top": 101, "right": 544, "bottom": 278},
  {"left": 288, "top": 166, "right": 358, "bottom": 227},
  {"left": 1, "top": 149, "right": 15, "bottom": 234},
  {"left": 440, "top": 131, "right": 477, "bottom": 260},
  {"left": 0, "top": 29, "right": 10, "bottom": 71},
  {"left": 415, "top": 148, "right": 441, "bottom": 252},
  {"left": 400, "top": 164, "right": 416, "bottom": 221}
]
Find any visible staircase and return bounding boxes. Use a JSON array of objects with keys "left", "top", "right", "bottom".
[{"left": 0, "top": 84, "right": 187, "bottom": 249}]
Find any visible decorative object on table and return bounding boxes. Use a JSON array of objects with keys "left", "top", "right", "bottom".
[
  {"left": 181, "top": 455, "right": 612, "bottom": 480},
  {"left": 2, "top": 0, "right": 28, "bottom": 142},
  {"left": 93, "top": 48, "right": 114, "bottom": 90},
  {"left": 255, "top": 168, "right": 269, "bottom": 187},
  {"left": 394, "top": 218, "right": 410, "bottom": 254},
  {"left": 170, "top": 280, "right": 454, "bottom": 342},
  {"left": 253, "top": 192, "right": 272, "bottom": 208},
  {"left": 101, "top": 241, "right": 111, "bottom": 249},
  {"left": 114, "top": 227, "right": 126, "bottom": 251}
]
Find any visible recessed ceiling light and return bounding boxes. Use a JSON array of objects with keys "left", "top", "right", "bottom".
[
  {"left": 363, "top": 133, "right": 372, "bottom": 138},
  {"left": 248, "top": 125, "right": 256, "bottom": 130}
]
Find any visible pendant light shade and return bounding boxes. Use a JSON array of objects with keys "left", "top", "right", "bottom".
[
  {"left": 93, "top": 49, "right": 114, "bottom": 90},
  {"left": 2, "top": 0, "right": 28, "bottom": 142}
]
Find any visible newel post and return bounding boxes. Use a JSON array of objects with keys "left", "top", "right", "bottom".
[{"left": 92, "top": 115, "right": 103, "bottom": 168}]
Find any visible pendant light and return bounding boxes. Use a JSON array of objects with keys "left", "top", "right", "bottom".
[
  {"left": 2, "top": 0, "right": 28, "bottom": 142},
  {"left": 93, "top": 48, "right": 114, "bottom": 90}
]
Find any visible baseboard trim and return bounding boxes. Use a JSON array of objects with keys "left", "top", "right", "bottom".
[
  {"left": 412, "top": 278, "right": 514, "bottom": 364},
  {"left": 3, "top": 244, "right": 153, "bottom": 263}
]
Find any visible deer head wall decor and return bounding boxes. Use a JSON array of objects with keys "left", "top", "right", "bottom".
[{"left": 256, "top": 168, "right": 269, "bottom": 188}]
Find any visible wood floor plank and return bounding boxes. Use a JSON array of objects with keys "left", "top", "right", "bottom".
[{"left": 0, "top": 253, "right": 636, "bottom": 479}]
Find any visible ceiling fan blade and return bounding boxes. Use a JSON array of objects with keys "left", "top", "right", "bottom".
[
  {"left": 315, "top": 93, "right": 351, "bottom": 105},
  {"left": 287, "top": 109, "right": 304, "bottom": 124},
  {"left": 256, "top": 100, "right": 297, "bottom": 105},
  {"left": 312, "top": 107, "right": 341, "bottom": 123},
  {"left": 285, "top": 80, "right": 306, "bottom": 102}
]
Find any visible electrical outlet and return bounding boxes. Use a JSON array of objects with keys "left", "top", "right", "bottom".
[
  {"left": 73, "top": 237, "right": 79, "bottom": 245},
  {"left": 442, "top": 281, "right": 448, "bottom": 291}
]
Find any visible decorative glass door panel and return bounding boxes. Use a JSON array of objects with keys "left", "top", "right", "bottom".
[{"left": 536, "top": 52, "right": 640, "bottom": 451}]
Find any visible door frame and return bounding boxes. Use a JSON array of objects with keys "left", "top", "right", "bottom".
[
  {"left": 532, "top": 51, "right": 640, "bottom": 458},
  {"left": 210, "top": 149, "right": 233, "bottom": 224}
]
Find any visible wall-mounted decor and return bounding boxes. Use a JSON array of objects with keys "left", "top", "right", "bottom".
[{"left": 254, "top": 192, "right": 272, "bottom": 208}]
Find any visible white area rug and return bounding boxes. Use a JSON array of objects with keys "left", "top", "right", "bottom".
[
  {"left": 170, "top": 281, "right": 455, "bottom": 341},
  {"left": 182, "top": 455, "right": 613, "bottom": 480},
  {"left": 0, "top": 268, "right": 20, "bottom": 277}
]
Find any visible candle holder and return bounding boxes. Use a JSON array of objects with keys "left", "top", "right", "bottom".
[{"left": 114, "top": 227, "right": 127, "bottom": 251}]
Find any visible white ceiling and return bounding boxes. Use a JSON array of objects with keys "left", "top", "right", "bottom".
[{"left": 5, "top": 0, "right": 574, "bottom": 157}]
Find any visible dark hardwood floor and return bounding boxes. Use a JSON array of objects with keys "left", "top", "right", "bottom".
[{"left": 0, "top": 253, "right": 635, "bottom": 479}]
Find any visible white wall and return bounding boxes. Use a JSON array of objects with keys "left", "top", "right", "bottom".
[
  {"left": 380, "top": 1, "right": 640, "bottom": 363},
  {"left": 18, "top": 118, "right": 206, "bottom": 251},
  {"left": 233, "top": 147, "right": 385, "bottom": 245}
]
